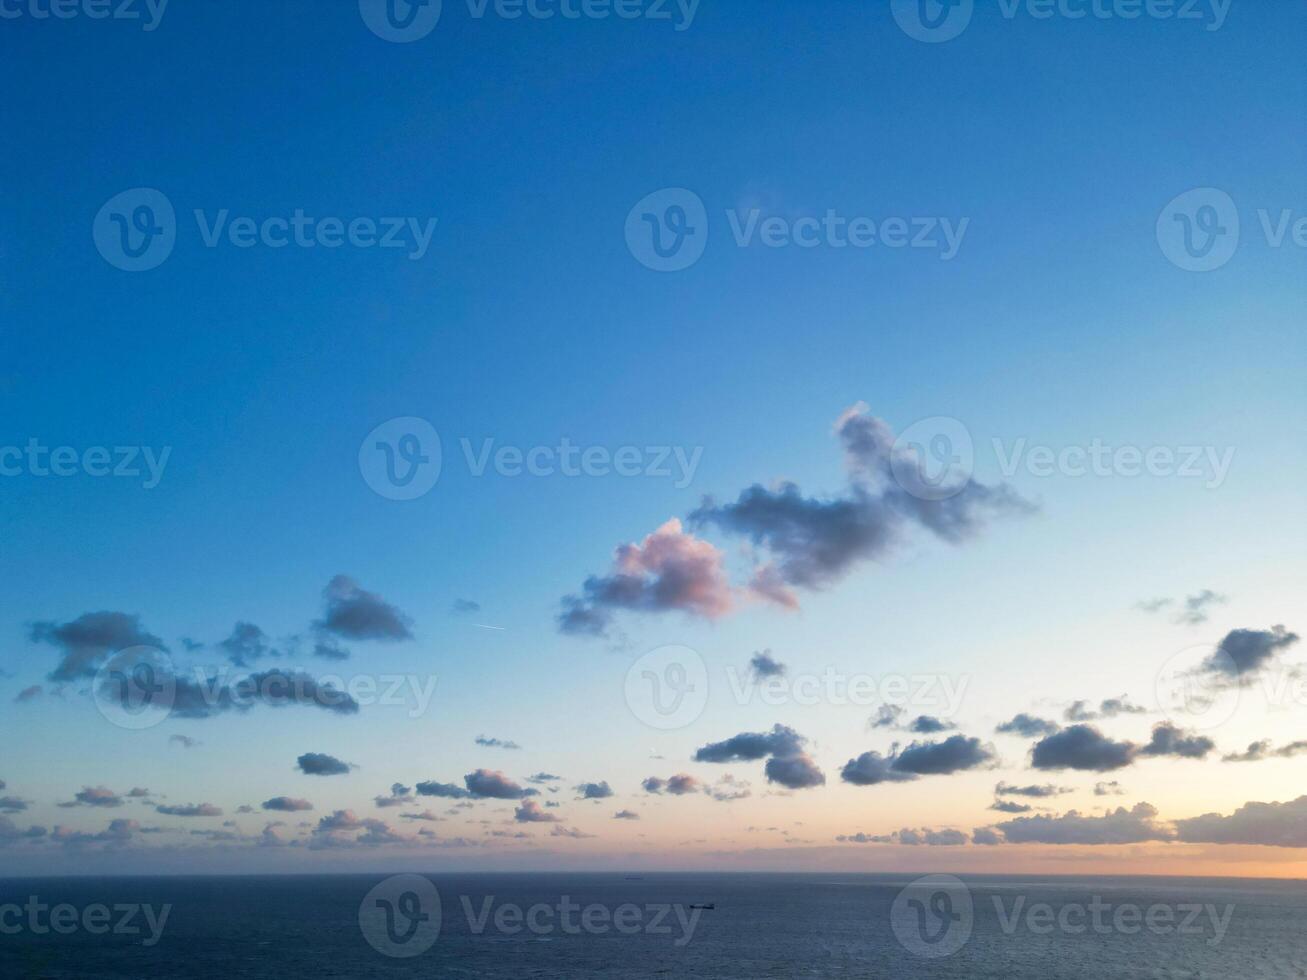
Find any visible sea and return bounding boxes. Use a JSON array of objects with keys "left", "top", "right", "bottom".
[{"left": 0, "top": 873, "right": 1304, "bottom": 978}]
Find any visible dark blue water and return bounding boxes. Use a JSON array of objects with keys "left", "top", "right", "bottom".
[{"left": 0, "top": 873, "right": 1303, "bottom": 978}]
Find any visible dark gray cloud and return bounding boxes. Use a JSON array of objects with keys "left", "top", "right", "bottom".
[
  {"left": 1094, "top": 781, "right": 1126, "bottom": 796},
  {"left": 995, "top": 782, "right": 1072, "bottom": 799},
  {"left": 464, "top": 769, "right": 535, "bottom": 800},
  {"left": 312, "top": 639, "right": 350, "bottom": 661},
  {"left": 898, "top": 828, "right": 969, "bottom": 846},
  {"left": 694, "top": 724, "right": 805, "bottom": 763},
  {"left": 1223, "top": 740, "right": 1307, "bottom": 763},
  {"left": 526, "top": 772, "right": 560, "bottom": 784},
  {"left": 688, "top": 405, "right": 1034, "bottom": 603},
  {"left": 996, "top": 714, "right": 1060, "bottom": 738},
  {"left": 1031, "top": 725, "right": 1137, "bottom": 772},
  {"left": 415, "top": 781, "right": 470, "bottom": 799},
  {"left": 1064, "top": 696, "right": 1145, "bottom": 722},
  {"left": 31, "top": 611, "right": 165, "bottom": 682},
  {"left": 1174, "top": 796, "right": 1307, "bottom": 847},
  {"left": 1139, "top": 722, "right": 1214, "bottom": 760},
  {"left": 0, "top": 797, "right": 30, "bottom": 813},
  {"left": 836, "top": 832, "right": 896, "bottom": 844},
  {"left": 997, "top": 803, "right": 1172, "bottom": 845},
  {"left": 262, "top": 797, "right": 313, "bottom": 812},
  {"left": 840, "top": 752, "right": 916, "bottom": 786},
  {"left": 557, "top": 519, "right": 734, "bottom": 637},
  {"left": 990, "top": 800, "right": 1033, "bottom": 813},
  {"left": 166, "top": 669, "right": 360, "bottom": 718},
  {"left": 14, "top": 685, "right": 41, "bottom": 703},
  {"left": 575, "top": 781, "right": 613, "bottom": 800},
  {"left": 451, "top": 598, "right": 481, "bottom": 614},
  {"left": 972, "top": 826, "right": 1004, "bottom": 846},
  {"left": 475, "top": 735, "right": 521, "bottom": 750},
  {"left": 643, "top": 774, "right": 702, "bottom": 795},
  {"left": 374, "top": 784, "right": 412, "bottom": 808},
  {"left": 0, "top": 816, "right": 48, "bottom": 845},
  {"left": 1202, "top": 625, "right": 1299, "bottom": 680},
  {"left": 749, "top": 650, "right": 786, "bottom": 679},
  {"left": 614, "top": 809, "right": 640, "bottom": 820},
  {"left": 514, "top": 800, "right": 558, "bottom": 823},
  {"left": 156, "top": 803, "right": 223, "bottom": 817},
  {"left": 871, "top": 705, "right": 954, "bottom": 733},
  {"left": 63, "top": 786, "right": 123, "bottom": 808},
  {"left": 892, "top": 735, "right": 996, "bottom": 775},
  {"left": 1176, "top": 589, "right": 1227, "bottom": 625},
  {"left": 296, "top": 753, "right": 353, "bottom": 776},
  {"left": 764, "top": 753, "right": 825, "bottom": 789},
  {"left": 315, "top": 575, "right": 413, "bottom": 642},
  {"left": 218, "top": 622, "right": 280, "bottom": 666},
  {"left": 169, "top": 735, "right": 199, "bottom": 748}
]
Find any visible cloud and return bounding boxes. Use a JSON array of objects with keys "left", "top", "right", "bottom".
[
  {"left": 63, "top": 787, "right": 123, "bottom": 808},
  {"left": 995, "top": 782, "right": 1072, "bottom": 798},
  {"left": 693, "top": 725, "right": 805, "bottom": 763},
  {"left": 1031, "top": 725, "right": 1137, "bottom": 772},
  {"left": 465, "top": 769, "right": 535, "bottom": 800},
  {"left": 836, "top": 832, "right": 895, "bottom": 844},
  {"left": 898, "top": 828, "right": 969, "bottom": 846},
  {"left": 218, "top": 622, "right": 280, "bottom": 666},
  {"left": 1139, "top": 722, "right": 1214, "bottom": 760},
  {"left": 0, "top": 798, "right": 29, "bottom": 813},
  {"left": 749, "top": 650, "right": 786, "bottom": 679},
  {"left": 514, "top": 800, "right": 559, "bottom": 823},
  {"left": 871, "top": 705, "right": 954, "bottom": 733},
  {"left": 315, "top": 575, "right": 413, "bottom": 642},
  {"left": 643, "top": 774, "right": 702, "bottom": 795},
  {"left": 14, "top": 685, "right": 41, "bottom": 703},
  {"left": 296, "top": 753, "right": 353, "bottom": 776},
  {"left": 1174, "top": 796, "right": 1307, "bottom": 847},
  {"left": 374, "top": 784, "right": 413, "bottom": 808},
  {"left": 156, "top": 803, "right": 223, "bottom": 817},
  {"left": 707, "top": 774, "right": 752, "bottom": 802},
  {"left": 558, "top": 519, "right": 734, "bottom": 636},
  {"left": 550, "top": 825, "right": 595, "bottom": 839},
  {"left": 614, "top": 809, "right": 640, "bottom": 820},
  {"left": 262, "top": 797, "right": 313, "bottom": 812},
  {"left": 840, "top": 752, "right": 915, "bottom": 786},
  {"left": 526, "top": 772, "right": 560, "bottom": 784},
  {"left": 31, "top": 611, "right": 165, "bottom": 682},
  {"left": 451, "top": 599, "right": 481, "bottom": 614},
  {"left": 309, "top": 810, "right": 407, "bottom": 848},
  {"left": 1094, "top": 781, "right": 1126, "bottom": 796},
  {"left": 312, "top": 639, "right": 350, "bottom": 661},
  {"left": 0, "top": 816, "right": 48, "bottom": 845},
  {"left": 415, "top": 781, "right": 471, "bottom": 799},
  {"left": 1223, "top": 739, "right": 1307, "bottom": 763},
  {"left": 688, "top": 404, "right": 1033, "bottom": 604},
  {"left": 973, "top": 827, "right": 1004, "bottom": 846},
  {"left": 1175, "top": 589, "right": 1228, "bottom": 625},
  {"left": 1064, "top": 696, "right": 1145, "bottom": 722},
  {"left": 163, "top": 668, "right": 360, "bottom": 718},
  {"left": 891, "top": 735, "right": 996, "bottom": 776},
  {"left": 169, "top": 735, "right": 199, "bottom": 749},
  {"left": 575, "top": 781, "right": 614, "bottom": 800},
  {"left": 1202, "top": 625, "right": 1299, "bottom": 681},
  {"left": 475, "top": 735, "right": 522, "bottom": 750},
  {"left": 996, "top": 714, "right": 1060, "bottom": 738},
  {"left": 997, "top": 803, "right": 1172, "bottom": 845},
  {"left": 764, "top": 753, "right": 826, "bottom": 789},
  {"left": 990, "top": 800, "right": 1033, "bottom": 813}
]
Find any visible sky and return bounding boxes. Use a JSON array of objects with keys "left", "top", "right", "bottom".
[{"left": 0, "top": 0, "right": 1304, "bottom": 878}]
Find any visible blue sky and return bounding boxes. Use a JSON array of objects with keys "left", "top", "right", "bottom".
[{"left": 0, "top": 1, "right": 1304, "bottom": 875}]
